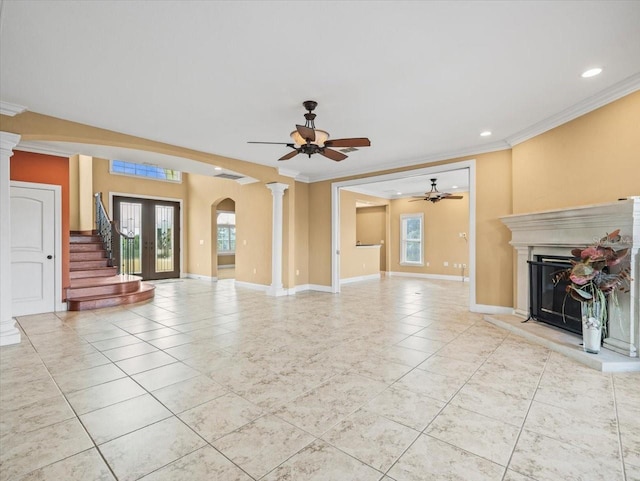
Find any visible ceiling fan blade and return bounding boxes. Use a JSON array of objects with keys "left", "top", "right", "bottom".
[
  {"left": 296, "top": 125, "right": 315, "bottom": 142},
  {"left": 320, "top": 148, "right": 348, "bottom": 162},
  {"left": 442, "top": 195, "right": 464, "bottom": 199},
  {"left": 248, "top": 141, "right": 295, "bottom": 146},
  {"left": 325, "top": 137, "right": 371, "bottom": 148},
  {"left": 408, "top": 199, "right": 424, "bottom": 202},
  {"left": 278, "top": 150, "right": 300, "bottom": 161}
]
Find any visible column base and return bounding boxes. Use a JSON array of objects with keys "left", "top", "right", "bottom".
[
  {"left": 0, "top": 320, "right": 21, "bottom": 346},
  {"left": 266, "top": 286, "right": 289, "bottom": 297},
  {"left": 603, "top": 337, "right": 638, "bottom": 358}
]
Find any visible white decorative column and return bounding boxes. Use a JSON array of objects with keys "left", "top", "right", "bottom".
[
  {"left": 0, "top": 132, "right": 21, "bottom": 346},
  {"left": 266, "top": 182, "right": 289, "bottom": 296}
]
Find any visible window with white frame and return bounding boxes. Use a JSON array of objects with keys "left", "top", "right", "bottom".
[
  {"left": 400, "top": 213, "right": 423, "bottom": 265},
  {"left": 217, "top": 212, "right": 236, "bottom": 254},
  {"left": 110, "top": 160, "right": 181, "bottom": 182}
]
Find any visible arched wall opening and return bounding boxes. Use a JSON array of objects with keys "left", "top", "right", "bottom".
[{"left": 211, "top": 197, "right": 236, "bottom": 280}]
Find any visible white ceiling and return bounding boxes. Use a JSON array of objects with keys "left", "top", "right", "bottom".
[{"left": 1, "top": 1, "right": 639, "bottom": 186}]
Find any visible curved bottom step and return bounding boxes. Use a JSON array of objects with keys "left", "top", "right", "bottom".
[{"left": 67, "top": 283, "right": 155, "bottom": 311}]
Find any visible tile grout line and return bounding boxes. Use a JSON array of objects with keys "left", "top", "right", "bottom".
[
  {"left": 499, "top": 347, "right": 552, "bottom": 481},
  {"left": 611, "top": 375, "right": 628, "bottom": 481}
]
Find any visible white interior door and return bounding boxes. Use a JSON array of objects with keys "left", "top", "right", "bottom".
[{"left": 11, "top": 185, "right": 56, "bottom": 316}]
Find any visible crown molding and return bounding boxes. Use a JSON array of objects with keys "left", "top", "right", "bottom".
[
  {"left": 16, "top": 140, "right": 76, "bottom": 157},
  {"left": 505, "top": 72, "right": 640, "bottom": 147},
  {"left": 0, "top": 101, "right": 27, "bottom": 117},
  {"left": 278, "top": 167, "right": 310, "bottom": 183},
  {"left": 306, "top": 140, "right": 510, "bottom": 183},
  {"left": 236, "top": 176, "right": 259, "bottom": 185}
]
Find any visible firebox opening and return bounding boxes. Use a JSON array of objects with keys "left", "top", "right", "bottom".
[{"left": 528, "top": 255, "right": 582, "bottom": 335}]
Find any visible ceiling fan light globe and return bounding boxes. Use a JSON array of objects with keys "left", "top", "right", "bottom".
[{"left": 290, "top": 129, "right": 329, "bottom": 147}]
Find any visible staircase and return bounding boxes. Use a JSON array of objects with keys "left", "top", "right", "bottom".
[{"left": 67, "top": 232, "right": 155, "bottom": 311}]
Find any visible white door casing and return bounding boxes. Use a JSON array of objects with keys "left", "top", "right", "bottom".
[{"left": 10, "top": 183, "right": 57, "bottom": 316}]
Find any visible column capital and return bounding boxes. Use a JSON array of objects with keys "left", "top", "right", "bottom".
[
  {"left": 266, "top": 182, "right": 289, "bottom": 195},
  {"left": 0, "top": 132, "right": 21, "bottom": 156}
]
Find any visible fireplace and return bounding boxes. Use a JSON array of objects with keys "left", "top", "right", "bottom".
[
  {"left": 528, "top": 255, "right": 581, "bottom": 334},
  {"left": 501, "top": 198, "right": 639, "bottom": 357}
]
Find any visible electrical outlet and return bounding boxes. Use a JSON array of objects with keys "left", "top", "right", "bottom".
[
  {"left": 453, "top": 263, "right": 458, "bottom": 268},
  {"left": 444, "top": 261, "right": 448, "bottom": 267},
  {"left": 426, "top": 262, "right": 430, "bottom": 267},
  {"left": 253, "top": 268, "right": 257, "bottom": 274},
  {"left": 296, "top": 269, "right": 300, "bottom": 276}
]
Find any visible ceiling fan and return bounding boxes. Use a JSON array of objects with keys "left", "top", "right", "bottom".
[
  {"left": 248, "top": 100, "right": 371, "bottom": 162},
  {"left": 410, "top": 178, "right": 464, "bottom": 203}
]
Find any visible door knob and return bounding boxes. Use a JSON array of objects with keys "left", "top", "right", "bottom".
[{"left": 47, "top": 255, "right": 53, "bottom": 259}]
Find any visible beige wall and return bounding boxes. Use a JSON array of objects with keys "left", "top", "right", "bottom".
[
  {"left": 340, "top": 190, "right": 389, "bottom": 279},
  {"left": 389, "top": 193, "right": 469, "bottom": 277},
  {"left": 295, "top": 181, "right": 310, "bottom": 286},
  {"left": 512, "top": 90, "right": 640, "bottom": 213},
  {"left": 356, "top": 206, "right": 387, "bottom": 271},
  {"left": 186, "top": 174, "right": 273, "bottom": 285}
]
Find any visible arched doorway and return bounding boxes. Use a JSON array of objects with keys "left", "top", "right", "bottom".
[{"left": 212, "top": 198, "right": 236, "bottom": 280}]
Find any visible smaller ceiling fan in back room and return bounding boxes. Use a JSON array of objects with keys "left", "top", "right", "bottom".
[
  {"left": 410, "top": 178, "right": 464, "bottom": 203},
  {"left": 248, "top": 100, "right": 371, "bottom": 161}
]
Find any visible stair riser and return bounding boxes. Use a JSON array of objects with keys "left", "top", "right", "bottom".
[
  {"left": 70, "top": 268, "right": 119, "bottom": 279},
  {"left": 67, "top": 281, "right": 141, "bottom": 299},
  {"left": 70, "top": 236, "right": 101, "bottom": 244},
  {"left": 70, "top": 252, "right": 108, "bottom": 261},
  {"left": 67, "top": 287, "right": 155, "bottom": 311},
  {"left": 70, "top": 260, "right": 111, "bottom": 269},
  {"left": 70, "top": 244, "right": 104, "bottom": 252}
]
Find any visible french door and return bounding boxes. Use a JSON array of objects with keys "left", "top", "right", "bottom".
[{"left": 113, "top": 196, "right": 180, "bottom": 280}]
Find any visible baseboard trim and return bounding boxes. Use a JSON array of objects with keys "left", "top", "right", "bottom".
[
  {"left": 184, "top": 273, "right": 218, "bottom": 282},
  {"left": 234, "top": 280, "right": 269, "bottom": 292},
  {"left": 295, "top": 284, "right": 333, "bottom": 293},
  {"left": 471, "top": 303, "right": 514, "bottom": 315},
  {"left": 340, "top": 273, "right": 381, "bottom": 285},
  {"left": 388, "top": 271, "right": 469, "bottom": 282}
]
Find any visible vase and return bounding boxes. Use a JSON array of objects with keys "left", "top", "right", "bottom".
[{"left": 581, "top": 301, "right": 603, "bottom": 354}]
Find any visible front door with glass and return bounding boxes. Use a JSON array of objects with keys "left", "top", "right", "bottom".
[{"left": 113, "top": 196, "right": 180, "bottom": 280}]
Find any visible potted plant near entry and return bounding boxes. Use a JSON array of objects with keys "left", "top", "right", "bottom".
[{"left": 554, "top": 230, "right": 631, "bottom": 353}]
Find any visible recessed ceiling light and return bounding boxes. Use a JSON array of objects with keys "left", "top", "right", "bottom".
[
  {"left": 480, "top": 131, "right": 492, "bottom": 137},
  {"left": 581, "top": 67, "right": 602, "bottom": 78},
  {"left": 452, "top": 185, "right": 458, "bottom": 189},
  {"left": 396, "top": 192, "right": 402, "bottom": 195},
  {"left": 214, "top": 167, "right": 222, "bottom": 171}
]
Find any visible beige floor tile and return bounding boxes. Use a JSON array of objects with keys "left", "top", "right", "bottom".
[
  {"left": 395, "top": 335, "right": 447, "bottom": 354},
  {"left": 425, "top": 404, "right": 520, "bottom": 466},
  {"left": 132, "top": 362, "right": 200, "bottom": 391},
  {"left": 394, "top": 368, "right": 465, "bottom": 403},
  {"left": 365, "top": 386, "right": 445, "bottom": 431},
  {"left": 0, "top": 394, "right": 75, "bottom": 440},
  {"left": 99, "top": 416, "right": 205, "bottom": 481},
  {"left": 80, "top": 394, "right": 172, "bottom": 444},
  {"left": 0, "top": 378, "right": 62, "bottom": 412},
  {"left": 626, "top": 463, "right": 640, "bottom": 481},
  {"left": 66, "top": 377, "right": 146, "bottom": 415},
  {"left": 151, "top": 375, "right": 227, "bottom": 413},
  {"left": 102, "top": 342, "right": 158, "bottom": 362},
  {"left": 134, "top": 327, "right": 181, "bottom": 341},
  {"left": 0, "top": 418, "right": 93, "bottom": 481},
  {"left": 322, "top": 407, "right": 420, "bottom": 472},
  {"left": 138, "top": 446, "right": 252, "bottom": 481},
  {"left": 509, "top": 429, "right": 623, "bottom": 481},
  {"left": 388, "top": 434, "right": 505, "bottom": 481},
  {"left": 212, "top": 414, "right": 315, "bottom": 479},
  {"left": 261, "top": 439, "right": 382, "bottom": 481},
  {"left": 115, "top": 351, "right": 177, "bottom": 375},
  {"left": 178, "top": 393, "right": 263, "bottom": 442},
  {"left": 15, "top": 448, "right": 115, "bottom": 481},
  {"left": 450, "top": 380, "right": 531, "bottom": 426},
  {"left": 91, "top": 334, "right": 143, "bottom": 351},
  {"left": 523, "top": 400, "right": 620, "bottom": 457},
  {"left": 52, "top": 363, "right": 126, "bottom": 394}
]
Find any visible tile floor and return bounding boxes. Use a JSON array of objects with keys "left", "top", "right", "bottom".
[{"left": 0, "top": 277, "right": 638, "bottom": 481}]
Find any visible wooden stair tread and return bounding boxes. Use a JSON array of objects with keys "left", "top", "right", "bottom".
[
  {"left": 66, "top": 284, "right": 155, "bottom": 311},
  {"left": 69, "top": 274, "right": 142, "bottom": 289}
]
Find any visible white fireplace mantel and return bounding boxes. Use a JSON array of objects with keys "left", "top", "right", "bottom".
[{"left": 501, "top": 197, "right": 640, "bottom": 357}]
